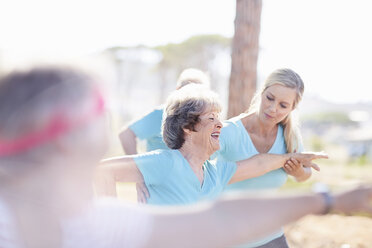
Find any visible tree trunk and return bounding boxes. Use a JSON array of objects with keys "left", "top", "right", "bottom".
[{"left": 227, "top": 0, "right": 262, "bottom": 118}]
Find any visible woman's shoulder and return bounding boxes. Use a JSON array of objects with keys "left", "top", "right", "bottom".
[
  {"left": 223, "top": 114, "right": 246, "bottom": 129},
  {"left": 222, "top": 113, "right": 252, "bottom": 135},
  {"left": 137, "top": 149, "right": 177, "bottom": 162}
]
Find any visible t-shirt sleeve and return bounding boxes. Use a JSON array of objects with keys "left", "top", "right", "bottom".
[
  {"left": 216, "top": 160, "right": 237, "bottom": 186},
  {"left": 134, "top": 150, "right": 173, "bottom": 186},
  {"left": 129, "top": 108, "right": 163, "bottom": 140}
]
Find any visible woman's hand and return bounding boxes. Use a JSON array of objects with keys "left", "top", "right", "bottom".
[
  {"left": 284, "top": 157, "right": 312, "bottom": 182},
  {"left": 136, "top": 182, "right": 150, "bottom": 204},
  {"left": 333, "top": 186, "right": 372, "bottom": 214},
  {"left": 290, "top": 152, "right": 328, "bottom": 171}
]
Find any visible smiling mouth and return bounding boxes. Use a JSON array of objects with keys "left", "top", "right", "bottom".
[{"left": 211, "top": 132, "right": 220, "bottom": 140}]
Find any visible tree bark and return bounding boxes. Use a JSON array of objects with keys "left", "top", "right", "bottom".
[{"left": 228, "top": 0, "right": 262, "bottom": 118}]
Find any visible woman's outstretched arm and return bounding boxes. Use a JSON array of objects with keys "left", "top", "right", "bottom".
[
  {"left": 229, "top": 152, "right": 328, "bottom": 184},
  {"left": 94, "top": 156, "right": 144, "bottom": 197},
  {"left": 146, "top": 186, "right": 372, "bottom": 248}
]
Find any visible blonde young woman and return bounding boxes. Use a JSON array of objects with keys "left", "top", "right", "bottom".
[{"left": 215, "top": 68, "right": 310, "bottom": 248}]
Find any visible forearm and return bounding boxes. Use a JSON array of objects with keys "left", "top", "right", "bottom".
[
  {"left": 94, "top": 157, "right": 144, "bottom": 197},
  {"left": 147, "top": 192, "right": 326, "bottom": 248},
  {"left": 98, "top": 156, "right": 144, "bottom": 183},
  {"left": 231, "top": 153, "right": 290, "bottom": 183},
  {"left": 119, "top": 128, "right": 138, "bottom": 155}
]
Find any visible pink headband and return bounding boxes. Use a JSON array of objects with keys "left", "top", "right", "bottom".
[{"left": 0, "top": 90, "right": 105, "bottom": 157}]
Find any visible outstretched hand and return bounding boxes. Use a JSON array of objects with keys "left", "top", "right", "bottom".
[
  {"left": 284, "top": 157, "right": 306, "bottom": 177},
  {"left": 333, "top": 186, "right": 372, "bottom": 214},
  {"left": 290, "top": 151, "right": 329, "bottom": 171}
]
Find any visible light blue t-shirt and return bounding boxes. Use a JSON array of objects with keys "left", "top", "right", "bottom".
[
  {"left": 134, "top": 149, "right": 237, "bottom": 205},
  {"left": 218, "top": 115, "right": 288, "bottom": 191},
  {"left": 129, "top": 106, "right": 169, "bottom": 151},
  {"left": 215, "top": 114, "right": 289, "bottom": 247}
]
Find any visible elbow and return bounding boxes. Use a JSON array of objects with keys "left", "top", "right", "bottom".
[
  {"left": 119, "top": 128, "right": 137, "bottom": 154},
  {"left": 119, "top": 127, "right": 132, "bottom": 142}
]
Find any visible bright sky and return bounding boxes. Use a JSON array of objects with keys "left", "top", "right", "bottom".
[{"left": 1, "top": 0, "right": 371, "bottom": 103}]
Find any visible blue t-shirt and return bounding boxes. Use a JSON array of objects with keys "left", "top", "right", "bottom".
[
  {"left": 134, "top": 149, "right": 237, "bottom": 205},
  {"left": 129, "top": 106, "right": 169, "bottom": 151},
  {"left": 215, "top": 114, "right": 290, "bottom": 247},
  {"left": 217, "top": 114, "right": 288, "bottom": 191}
]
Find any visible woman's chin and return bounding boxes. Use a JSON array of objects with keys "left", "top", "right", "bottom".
[{"left": 212, "top": 144, "right": 220, "bottom": 153}]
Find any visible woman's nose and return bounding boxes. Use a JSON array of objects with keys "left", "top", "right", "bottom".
[
  {"left": 268, "top": 103, "right": 277, "bottom": 113},
  {"left": 216, "top": 119, "right": 222, "bottom": 129}
]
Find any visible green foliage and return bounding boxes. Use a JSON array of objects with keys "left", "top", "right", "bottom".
[
  {"left": 348, "top": 155, "right": 370, "bottom": 166},
  {"left": 301, "top": 111, "right": 353, "bottom": 125},
  {"left": 103, "top": 34, "right": 231, "bottom": 75},
  {"left": 154, "top": 34, "right": 231, "bottom": 72}
]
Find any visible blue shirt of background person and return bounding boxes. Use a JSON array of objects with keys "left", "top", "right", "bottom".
[
  {"left": 118, "top": 68, "right": 211, "bottom": 156},
  {"left": 134, "top": 149, "right": 237, "bottom": 205},
  {"left": 128, "top": 106, "right": 168, "bottom": 152}
]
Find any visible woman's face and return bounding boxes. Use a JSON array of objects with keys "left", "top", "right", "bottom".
[
  {"left": 259, "top": 84, "right": 297, "bottom": 125},
  {"left": 192, "top": 107, "right": 222, "bottom": 155}
]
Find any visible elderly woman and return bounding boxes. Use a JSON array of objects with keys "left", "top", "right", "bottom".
[
  {"left": 95, "top": 84, "right": 326, "bottom": 205},
  {"left": 118, "top": 68, "right": 210, "bottom": 203}
]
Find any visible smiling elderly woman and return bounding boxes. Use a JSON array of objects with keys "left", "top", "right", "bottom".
[{"left": 95, "top": 84, "right": 327, "bottom": 205}]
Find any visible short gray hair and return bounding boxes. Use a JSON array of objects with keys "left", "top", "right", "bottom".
[
  {"left": 176, "top": 68, "right": 210, "bottom": 90},
  {"left": 163, "top": 84, "right": 221, "bottom": 149}
]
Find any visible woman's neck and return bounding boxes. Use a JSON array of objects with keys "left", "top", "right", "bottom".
[
  {"left": 244, "top": 113, "right": 278, "bottom": 137},
  {"left": 179, "top": 142, "right": 209, "bottom": 171}
]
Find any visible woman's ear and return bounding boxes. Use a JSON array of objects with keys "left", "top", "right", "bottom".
[{"left": 182, "top": 127, "right": 192, "bottom": 135}]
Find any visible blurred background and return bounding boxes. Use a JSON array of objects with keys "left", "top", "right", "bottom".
[{"left": 1, "top": 0, "right": 372, "bottom": 247}]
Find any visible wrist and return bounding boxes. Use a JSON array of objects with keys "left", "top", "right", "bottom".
[
  {"left": 294, "top": 167, "right": 311, "bottom": 182},
  {"left": 319, "top": 192, "right": 334, "bottom": 215},
  {"left": 312, "top": 183, "right": 333, "bottom": 215}
]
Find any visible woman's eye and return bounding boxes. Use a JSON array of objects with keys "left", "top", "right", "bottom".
[
  {"left": 266, "top": 95, "right": 273, "bottom": 101},
  {"left": 209, "top": 117, "right": 215, "bottom": 121},
  {"left": 280, "top": 104, "right": 287, "bottom": 109}
]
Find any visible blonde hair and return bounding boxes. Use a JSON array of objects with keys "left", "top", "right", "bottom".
[
  {"left": 247, "top": 68, "right": 304, "bottom": 153},
  {"left": 176, "top": 68, "right": 210, "bottom": 90}
]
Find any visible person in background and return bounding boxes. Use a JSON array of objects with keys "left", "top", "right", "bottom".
[
  {"left": 119, "top": 68, "right": 210, "bottom": 203},
  {"left": 118, "top": 68, "right": 210, "bottom": 154},
  {"left": 0, "top": 66, "right": 371, "bottom": 248},
  {"left": 213, "top": 68, "right": 311, "bottom": 248},
  {"left": 95, "top": 84, "right": 326, "bottom": 206}
]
